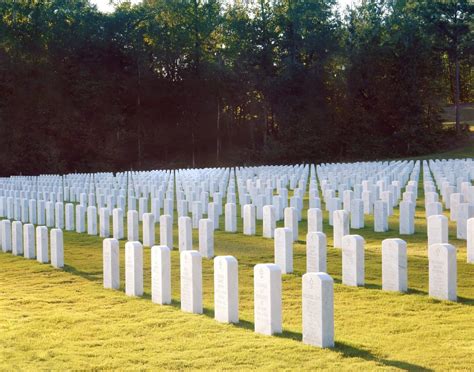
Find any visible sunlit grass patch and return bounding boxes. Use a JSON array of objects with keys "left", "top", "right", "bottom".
[{"left": 1, "top": 181, "right": 474, "bottom": 369}]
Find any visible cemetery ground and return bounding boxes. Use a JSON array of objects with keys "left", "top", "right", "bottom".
[
  {"left": 1, "top": 163, "right": 474, "bottom": 370},
  {"left": 442, "top": 103, "right": 474, "bottom": 128},
  {"left": 417, "top": 143, "right": 474, "bottom": 160}
]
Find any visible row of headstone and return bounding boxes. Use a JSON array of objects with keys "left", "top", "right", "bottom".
[
  {"left": 0, "top": 160, "right": 423, "bottom": 250},
  {"left": 301, "top": 229, "right": 456, "bottom": 302},
  {"left": 425, "top": 159, "right": 474, "bottom": 241},
  {"left": 103, "top": 239, "right": 335, "bottom": 348},
  {"left": 0, "top": 219, "right": 63, "bottom": 268},
  {"left": 319, "top": 161, "right": 420, "bottom": 236}
]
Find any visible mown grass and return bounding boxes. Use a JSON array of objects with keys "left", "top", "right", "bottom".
[
  {"left": 442, "top": 103, "right": 474, "bottom": 126},
  {"left": 409, "top": 143, "right": 474, "bottom": 160},
  {"left": 1, "top": 165, "right": 474, "bottom": 369}
]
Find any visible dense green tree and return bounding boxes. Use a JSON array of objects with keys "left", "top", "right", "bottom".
[
  {"left": 421, "top": 0, "right": 473, "bottom": 133},
  {"left": 0, "top": 0, "right": 471, "bottom": 175},
  {"left": 343, "top": 0, "right": 447, "bottom": 157}
]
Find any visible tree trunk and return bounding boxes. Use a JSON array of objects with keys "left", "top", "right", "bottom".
[
  {"left": 455, "top": 55, "right": 461, "bottom": 134},
  {"left": 191, "top": 123, "right": 196, "bottom": 168},
  {"left": 192, "top": 0, "right": 200, "bottom": 77},
  {"left": 136, "top": 58, "right": 142, "bottom": 167},
  {"left": 263, "top": 104, "right": 268, "bottom": 147},
  {"left": 454, "top": 4, "right": 461, "bottom": 135},
  {"left": 216, "top": 97, "right": 220, "bottom": 163}
]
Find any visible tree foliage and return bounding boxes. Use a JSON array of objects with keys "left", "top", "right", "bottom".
[{"left": 0, "top": 0, "right": 472, "bottom": 174}]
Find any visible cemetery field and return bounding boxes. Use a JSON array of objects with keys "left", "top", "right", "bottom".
[
  {"left": 1, "top": 0, "right": 472, "bottom": 369},
  {"left": 413, "top": 143, "right": 474, "bottom": 160},
  {"left": 1, "top": 184, "right": 474, "bottom": 370},
  {"left": 442, "top": 103, "right": 474, "bottom": 127}
]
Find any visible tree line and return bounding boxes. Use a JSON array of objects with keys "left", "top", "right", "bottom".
[{"left": 0, "top": 0, "right": 472, "bottom": 175}]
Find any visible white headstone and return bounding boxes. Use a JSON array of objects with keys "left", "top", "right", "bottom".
[
  {"left": 28, "top": 199, "right": 37, "bottom": 224},
  {"left": 399, "top": 201, "right": 414, "bottom": 235},
  {"left": 198, "top": 218, "right": 214, "bottom": 259},
  {"left": 55, "top": 202, "right": 64, "bottom": 229},
  {"left": 178, "top": 216, "right": 192, "bottom": 252},
  {"left": 343, "top": 190, "right": 353, "bottom": 213},
  {"left": 327, "top": 197, "right": 341, "bottom": 226},
  {"left": 180, "top": 250, "right": 202, "bottom": 314},
  {"left": 342, "top": 234, "right": 364, "bottom": 286},
  {"left": 426, "top": 202, "right": 442, "bottom": 219},
  {"left": 381, "top": 191, "right": 394, "bottom": 216},
  {"left": 333, "top": 210, "right": 349, "bottom": 249},
  {"left": 456, "top": 203, "right": 474, "bottom": 239},
  {"left": 428, "top": 243, "right": 456, "bottom": 301},
  {"left": 46, "top": 201, "right": 54, "bottom": 227},
  {"left": 23, "top": 223, "right": 35, "bottom": 259},
  {"left": 142, "top": 213, "right": 155, "bottom": 247},
  {"left": 274, "top": 227, "right": 293, "bottom": 274},
  {"left": 362, "top": 190, "right": 373, "bottom": 214},
  {"left": 36, "top": 225, "right": 48, "bottom": 264},
  {"left": 262, "top": 205, "right": 276, "bottom": 238},
  {"left": 467, "top": 217, "right": 474, "bottom": 263},
  {"left": 192, "top": 201, "right": 202, "bottom": 229},
  {"left": 178, "top": 199, "right": 188, "bottom": 218},
  {"left": 65, "top": 203, "right": 74, "bottom": 231},
  {"left": 75, "top": 205, "right": 85, "bottom": 233},
  {"left": 87, "top": 206, "right": 97, "bottom": 235},
  {"left": 125, "top": 241, "right": 143, "bottom": 297},
  {"left": 284, "top": 207, "right": 298, "bottom": 242},
  {"left": 307, "top": 208, "right": 323, "bottom": 233},
  {"left": 50, "top": 228, "right": 64, "bottom": 268},
  {"left": 160, "top": 214, "right": 173, "bottom": 250},
  {"left": 450, "top": 193, "right": 462, "bottom": 221},
  {"left": 214, "top": 255, "right": 239, "bottom": 324},
  {"left": 374, "top": 200, "right": 388, "bottom": 232},
  {"left": 302, "top": 272, "right": 334, "bottom": 348},
  {"left": 12, "top": 221, "right": 23, "bottom": 256},
  {"left": 382, "top": 238, "right": 407, "bottom": 292},
  {"left": 103, "top": 238, "right": 120, "bottom": 289},
  {"left": 138, "top": 197, "right": 147, "bottom": 221},
  {"left": 152, "top": 198, "right": 161, "bottom": 220},
  {"left": 127, "top": 210, "right": 139, "bottom": 241},
  {"left": 273, "top": 195, "right": 283, "bottom": 221},
  {"left": 350, "top": 199, "right": 364, "bottom": 229},
  {"left": 164, "top": 198, "right": 174, "bottom": 221},
  {"left": 243, "top": 204, "right": 256, "bottom": 235},
  {"left": 225, "top": 203, "right": 237, "bottom": 233},
  {"left": 113, "top": 208, "right": 124, "bottom": 240},
  {"left": 1, "top": 220, "right": 11, "bottom": 252},
  {"left": 306, "top": 232, "right": 327, "bottom": 273},
  {"left": 208, "top": 202, "right": 219, "bottom": 230},
  {"left": 99, "top": 207, "right": 110, "bottom": 238},
  {"left": 151, "top": 245, "right": 171, "bottom": 305},
  {"left": 254, "top": 263, "right": 282, "bottom": 336},
  {"left": 427, "top": 214, "right": 448, "bottom": 246}
]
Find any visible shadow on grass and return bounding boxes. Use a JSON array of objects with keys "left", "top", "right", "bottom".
[
  {"left": 7, "top": 249, "right": 437, "bottom": 371},
  {"left": 455, "top": 296, "right": 474, "bottom": 306},
  {"left": 63, "top": 264, "right": 102, "bottom": 282},
  {"left": 111, "top": 289, "right": 432, "bottom": 370},
  {"left": 64, "top": 260, "right": 474, "bottom": 310},
  {"left": 329, "top": 276, "right": 432, "bottom": 297},
  {"left": 335, "top": 341, "right": 433, "bottom": 371}
]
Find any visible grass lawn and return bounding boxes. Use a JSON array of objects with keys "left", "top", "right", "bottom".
[
  {"left": 408, "top": 144, "right": 474, "bottom": 160},
  {"left": 442, "top": 103, "right": 474, "bottom": 126},
  {"left": 405, "top": 133, "right": 474, "bottom": 160},
  {"left": 1, "top": 160, "right": 474, "bottom": 369}
]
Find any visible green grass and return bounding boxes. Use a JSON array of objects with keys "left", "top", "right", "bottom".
[
  {"left": 409, "top": 143, "right": 474, "bottom": 160},
  {"left": 442, "top": 103, "right": 474, "bottom": 126},
  {"left": 1, "top": 180, "right": 474, "bottom": 369},
  {"left": 397, "top": 133, "right": 474, "bottom": 161}
]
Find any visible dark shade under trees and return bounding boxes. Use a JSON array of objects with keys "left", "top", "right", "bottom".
[{"left": 0, "top": 0, "right": 472, "bottom": 175}]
